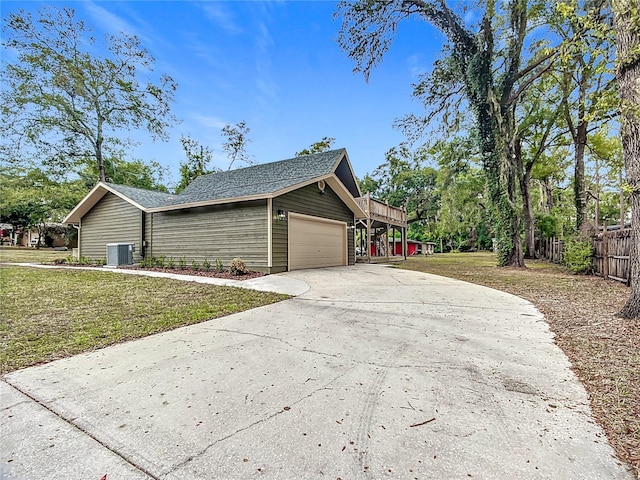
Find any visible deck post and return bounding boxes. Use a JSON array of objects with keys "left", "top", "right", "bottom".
[
  {"left": 366, "top": 192, "right": 372, "bottom": 263},
  {"left": 403, "top": 207, "right": 407, "bottom": 259},
  {"left": 385, "top": 223, "right": 390, "bottom": 260}
]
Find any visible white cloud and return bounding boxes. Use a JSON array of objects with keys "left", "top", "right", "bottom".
[
  {"left": 200, "top": 3, "right": 241, "bottom": 35},
  {"left": 192, "top": 114, "right": 228, "bottom": 130},
  {"left": 254, "top": 19, "right": 279, "bottom": 105},
  {"left": 407, "top": 53, "right": 427, "bottom": 79},
  {"left": 83, "top": 1, "right": 146, "bottom": 41}
]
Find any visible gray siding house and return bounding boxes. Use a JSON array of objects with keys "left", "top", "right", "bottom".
[{"left": 64, "top": 149, "right": 365, "bottom": 273}]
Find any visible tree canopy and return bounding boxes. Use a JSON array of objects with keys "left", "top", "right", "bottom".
[
  {"left": 1, "top": 6, "right": 177, "bottom": 183},
  {"left": 337, "top": 0, "right": 563, "bottom": 266},
  {"left": 296, "top": 137, "right": 336, "bottom": 156}
]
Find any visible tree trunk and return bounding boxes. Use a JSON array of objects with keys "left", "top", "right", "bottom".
[
  {"left": 614, "top": 0, "right": 640, "bottom": 319},
  {"left": 521, "top": 169, "right": 535, "bottom": 259},
  {"left": 619, "top": 170, "right": 625, "bottom": 228},
  {"left": 96, "top": 118, "right": 106, "bottom": 183},
  {"left": 470, "top": 66, "right": 524, "bottom": 266},
  {"left": 574, "top": 121, "right": 587, "bottom": 230},
  {"left": 541, "top": 178, "right": 554, "bottom": 212},
  {"left": 516, "top": 136, "right": 535, "bottom": 259}
]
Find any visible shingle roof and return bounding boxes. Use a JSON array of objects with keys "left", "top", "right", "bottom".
[
  {"left": 177, "top": 148, "right": 345, "bottom": 205},
  {"left": 105, "top": 183, "right": 178, "bottom": 209},
  {"left": 64, "top": 148, "right": 363, "bottom": 223}
]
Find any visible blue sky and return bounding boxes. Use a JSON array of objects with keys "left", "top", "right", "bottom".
[{"left": 2, "top": 1, "right": 445, "bottom": 186}]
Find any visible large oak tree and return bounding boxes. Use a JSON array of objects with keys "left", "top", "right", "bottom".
[
  {"left": 337, "top": 0, "right": 558, "bottom": 266},
  {"left": 1, "top": 6, "right": 177, "bottom": 183},
  {"left": 613, "top": 0, "right": 640, "bottom": 318}
]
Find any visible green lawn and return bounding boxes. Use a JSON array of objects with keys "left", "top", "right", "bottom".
[
  {"left": 0, "top": 247, "right": 68, "bottom": 264},
  {"left": 0, "top": 266, "right": 288, "bottom": 373}
]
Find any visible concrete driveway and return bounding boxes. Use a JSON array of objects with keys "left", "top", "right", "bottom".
[{"left": 1, "top": 264, "right": 632, "bottom": 479}]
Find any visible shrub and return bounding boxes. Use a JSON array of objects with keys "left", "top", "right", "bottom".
[
  {"left": 203, "top": 258, "right": 211, "bottom": 272},
  {"left": 191, "top": 260, "right": 199, "bottom": 271},
  {"left": 139, "top": 256, "right": 154, "bottom": 268},
  {"left": 167, "top": 257, "right": 175, "bottom": 269},
  {"left": 178, "top": 257, "right": 186, "bottom": 270},
  {"left": 215, "top": 258, "right": 224, "bottom": 273},
  {"left": 155, "top": 255, "right": 166, "bottom": 268},
  {"left": 229, "top": 257, "right": 247, "bottom": 276},
  {"left": 563, "top": 237, "right": 593, "bottom": 274},
  {"left": 536, "top": 213, "right": 560, "bottom": 238}
]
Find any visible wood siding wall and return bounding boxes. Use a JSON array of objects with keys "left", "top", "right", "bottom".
[
  {"left": 272, "top": 184, "right": 355, "bottom": 272},
  {"left": 148, "top": 200, "right": 268, "bottom": 270},
  {"left": 81, "top": 192, "right": 142, "bottom": 261}
]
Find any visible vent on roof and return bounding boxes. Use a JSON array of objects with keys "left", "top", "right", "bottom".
[{"left": 106, "top": 243, "right": 134, "bottom": 266}]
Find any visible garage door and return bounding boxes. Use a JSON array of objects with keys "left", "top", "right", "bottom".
[{"left": 288, "top": 213, "right": 347, "bottom": 270}]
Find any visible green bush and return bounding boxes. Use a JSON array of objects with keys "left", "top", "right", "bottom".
[
  {"left": 229, "top": 257, "right": 247, "bottom": 276},
  {"left": 155, "top": 255, "right": 166, "bottom": 268},
  {"left": 536, "top": 214, "right": 560, "bottom": 238},
  {"left": 178, "top": 257, "right": 186, "bottom": 270},
  {"left": 191, "top": 259, "right": 199, "bottom": 271},
  {"left": 563, "top": 237, "right": 593, "bottom": 274},
  {"left": 139, "top": 256, "right": 154, "bottom": 268},
  {"left": 215, "top": 258, "right": 224, "bottom": 273},
  {"left": 203, "top": 258, "right": 211, "bottom": 272},
  {"left": 166, "top": 257, "right": 175, "bottom": 269}
]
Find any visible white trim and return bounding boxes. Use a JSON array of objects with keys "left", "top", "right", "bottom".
[
  {"left": 288, "top": 211, "right": 348, "bottom": 226},
  {"left": 78, "top": 218, "right": 82, "bottom": 258},
  {"left": 63, "top": 182, "right": 147, "bottom": 224},
  {"left": 287, "top": 212, "right": 291, "bottom": 271},
  {"left": 325, "top": 175, "right": 366, "bottom": 217},
  {"left": 267, "top": 198, "right": 273, "bottom": 268},
  {"left": 63, "top": 183, "right": 104, "bottom": 223}
]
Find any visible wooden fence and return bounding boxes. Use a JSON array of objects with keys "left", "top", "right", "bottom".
[
  {"left": 593, "top": 229, "right": 633, "bottom": 285},
  {"left": 537, "top": 228, "right": 633, "bottom": 285},
  {"left": 537, "top": 237, "right": 565, "bottom": 263}
]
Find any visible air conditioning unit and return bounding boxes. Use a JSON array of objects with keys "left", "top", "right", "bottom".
[{"left": 106, "top": 243, "right": 134, "bottom": 266}]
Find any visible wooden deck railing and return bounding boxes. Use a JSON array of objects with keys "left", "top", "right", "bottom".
[{"left": 356, "top": 193, "right": 407, "bottom": 226}]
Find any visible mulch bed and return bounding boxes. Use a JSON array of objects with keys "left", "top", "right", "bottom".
[
  {"left": 125, "top": 266, "right": 265, "bottom": 281},
  {"left": 45, "top": 262, "right": 265, "bottom": 281}
]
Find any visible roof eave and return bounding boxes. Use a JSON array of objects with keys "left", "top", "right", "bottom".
[
  {"left": 63, "top": 182, "right": 147, "bottom": 224},
  {"left": 325, "top": 175, "right": 366, "bottom": 217},
  {"left": 146, "top": 193, "right": 270, "bottom": 213}
]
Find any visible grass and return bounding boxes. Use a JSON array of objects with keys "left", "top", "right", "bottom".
[
  {"left": 398, "top": 252, "right": 640, "bottom": 477},
  {"left": 0, "top": 266, "right": 288, "bottom": 373},
  {"left": 0, "top": 246, "right": 68, "bottom": 264}
]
